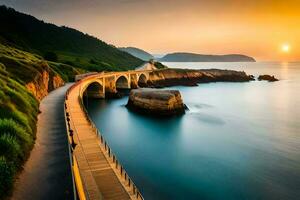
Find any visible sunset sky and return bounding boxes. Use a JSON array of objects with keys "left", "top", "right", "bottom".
[{"left": 1, "top": 0, "right": 300, "bottom": 61}]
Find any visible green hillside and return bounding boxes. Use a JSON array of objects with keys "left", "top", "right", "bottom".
[
  {"left": 0, "top": 43, "right": 83, "bottom": 83},
  {"left": 0, "top": 62, "right": 39, "bottom": 198},
  {"left": 0, "top": 5, "right": 144, "bottom": 71}
]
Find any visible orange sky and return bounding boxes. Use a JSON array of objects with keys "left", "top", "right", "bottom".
[{"left": 2, "top": 0, "right": 300, "bottom": 61}]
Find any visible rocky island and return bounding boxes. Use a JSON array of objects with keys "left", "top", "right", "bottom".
[
  {"left": 126, "top": 89, "right": 186, "bottom": 116},
  {"left": 258, "top": 75, "right": 279, "bottom": 82}
]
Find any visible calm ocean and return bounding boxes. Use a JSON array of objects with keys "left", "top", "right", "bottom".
[{"left": 86, "top": 62, "right": 300, "bottom": 200}]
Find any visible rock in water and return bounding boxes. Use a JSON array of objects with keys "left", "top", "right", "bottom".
[
  {"left": 258, "top": 75, "right": 279, "bottom": 82},
  {"left": 126, "top": 89, "right": 186, "bottom": 116}
]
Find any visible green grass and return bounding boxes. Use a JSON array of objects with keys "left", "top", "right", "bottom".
[
  {"left": 0, "top": 157, "right": 15, "bottom": 197},
  {"left": 0, "top": 68, "right": 38, "bottom": 198},
  {"left": 0, "top": 43, "right": 82, "bottom": 83},
  {"left": 0, "top": 134, "right": 22, "bottom": 162}
]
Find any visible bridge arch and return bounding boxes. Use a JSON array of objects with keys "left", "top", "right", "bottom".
[
  {"left": 137, "top": 73, "right": 148, "bottom": 87},
  {"left": 83, "top": 81, "right": 104, "bottom": 98},
  {"left": 116, "top": 75, "right": 130, "bottom": 89}
]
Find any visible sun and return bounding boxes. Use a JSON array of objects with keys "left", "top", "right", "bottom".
[{"left": 281, "top": 44, "right": 290, "bottom": 53}]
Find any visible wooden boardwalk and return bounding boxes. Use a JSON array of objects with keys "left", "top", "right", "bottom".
[{"left": 65, "top": 80, "right": 142, "bottom": 200}]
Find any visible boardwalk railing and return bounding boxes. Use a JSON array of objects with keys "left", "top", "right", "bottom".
[
  {"left": 78, "top": 96, "right": 144, "bottom": 200},
  {"left": 64, "top": 74, "right": 144, "bottom": 200}
]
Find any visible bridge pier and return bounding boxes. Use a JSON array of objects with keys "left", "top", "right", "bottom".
[{"left": 130, "top": 74, "right": 139, "bottom": 89}]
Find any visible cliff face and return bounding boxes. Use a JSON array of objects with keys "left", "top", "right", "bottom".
[
  {"left": 26, "top": 67, "right": 64, "bottom": 101},
  {"left": 147, "top": 69, "right": 254, "bottom": 87}
]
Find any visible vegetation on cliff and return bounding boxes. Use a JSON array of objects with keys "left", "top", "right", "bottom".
[
  {"left": 0, "top": 43, "right": 83, "bottom": 83},
  {"left": 0, "top": 62, "right": 39, "bottom": 198},
  {"left": 0, "top": 6, "right": 144, "bottom": 72}
]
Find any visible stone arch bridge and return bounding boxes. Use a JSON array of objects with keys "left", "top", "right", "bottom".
[{"left": 78, "top": 70, "right": 151, "bottom": 98}]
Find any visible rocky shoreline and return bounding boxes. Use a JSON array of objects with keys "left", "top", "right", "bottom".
[{"left": 145, "top": 68, "right": 254, "bottom": 88}]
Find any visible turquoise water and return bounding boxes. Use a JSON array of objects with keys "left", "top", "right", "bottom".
[{"left": 86, "top": 62, "right": 300, "bottom": 200}]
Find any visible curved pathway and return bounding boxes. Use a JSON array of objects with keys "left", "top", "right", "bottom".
[
  {"left": 66, "top": 81, "right": 132, "bottom": 200},
  {"left": 11, "top": 84, "right": 74, "bottom": 200}
]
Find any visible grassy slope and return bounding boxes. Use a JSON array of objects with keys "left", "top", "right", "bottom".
[
  {"left": 0, "top": 61, "right": 39, "bottom": 198},
  {"left": 0, "top": 43, "right": 84, "bottom": 83},
  {"left": 0, "top": 6, "right": 144, "bottom": 72}
]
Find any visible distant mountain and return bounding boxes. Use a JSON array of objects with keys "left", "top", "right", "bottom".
[
  {"left": 160, "top": 52, "right": 256, "bottom": 62},
  {"left": 0, "top": 6, "right": 143, "bottom": 71},
  {"left": 119, "top": 47, "right": 154, "bottom": 61},
  {"left": 152, "top": 54, "right": 166, "bottom": 59}
]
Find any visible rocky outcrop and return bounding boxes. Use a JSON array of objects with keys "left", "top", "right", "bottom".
[
  {"left": 126, "top": 89, "right": 186, "bottom": 116},
  {"left": 26, "top": 65, "right": 64, "bottom": 101},
  {"left": 258, "top": 75, "right": 279, "bottom": 82},
  {"left": 146, "top": 68, "right": 254, "bottom": 87}
]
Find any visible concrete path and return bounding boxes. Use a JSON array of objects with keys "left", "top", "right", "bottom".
[{"left": 11, "top": 84, "right": 74, "bottom": 200}]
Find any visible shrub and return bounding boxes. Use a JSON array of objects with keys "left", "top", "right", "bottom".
[
  {"left": 0, "top": 157, "right": 15, "bottom": 198},
  {"left": 89, "top": 58, "right": 98, "bottom": 64},
  {"left": 62, "top": 60, "right": 75, "bottom": 66},
  {"left": 44, "top": 52, "right": 58, "bottom": 62},
  {"left": 0, "top": 119, "right": 32, "bottom": 150},
  {"left": 0, "top": 107, "right": 32, "bottom": 134},
  {"left": 0, "top": 134, "right": 22, "bottom": 162},
  {"left": 6, "top": 87, "right": 31, "bottom": 114}
]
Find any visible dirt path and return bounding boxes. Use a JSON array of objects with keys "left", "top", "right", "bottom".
[{"left": 11, "top": 84, "right": 74, "bottom": 200}]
